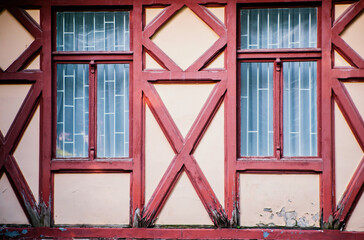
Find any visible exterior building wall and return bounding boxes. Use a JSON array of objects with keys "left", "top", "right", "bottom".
[{"left": 0, "top": 1, "right": 364, "bottom": 238}]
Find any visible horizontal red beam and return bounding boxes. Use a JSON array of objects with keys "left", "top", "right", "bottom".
[
  {"left": 50, "top": 160, "right": 133, "bottom": 172},
  {"left": 1, "top": 227, "right": 363, "bottom": 239},
  {"left": 332, "top": 69, "right": 364, "bottom": 79},
  {"left": 0, "top": 72, "right": 42, "bottom": 81},
  {"left": 143, "top": 70, "right": 227, "bottom": 81},
  {"left": 237, "top": 49, "right": 321, "bottom": 60},
  {"left": 236, "top": 159, "right": 323, "bottom": 173},
  {"left": 52, "top": 52, "right": 133, "bottom": 61}
]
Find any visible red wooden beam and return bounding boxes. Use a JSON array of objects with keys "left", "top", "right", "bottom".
[
  {"left": 52, "top": 52, "right": 133, "bottom": 62},
  {"left": 50, "top": 160, "right": 133, "bottom": 172},
  {"left": 236, "top": 159, "right": 323, "bottom": 172},
  {"left": 6, "top": 40, "right": 42, "bottom": 72},
  {"left": 332, "top": 68, "right": 364, "bottom": 79},
  {"left": 332, "top": 0, "right": 364, "bottom": 36},
  {"left": 1, "top": 227, "right": 364, "bottom": 239},
  {"left": 332, "top": 34, "right": 364, "bottom": 69},
  {"left": 237, "top": 49, "right": 322, "bottom": 60},
  {"left": 0, "top": 72, "right": 42, "bottom": 81},
  {"left": 6, "top": 6, "right": 42, "bottom": 39},
  {"left": 335, "top": 156, "right": 364, "bottom": 224},
  {"left": 143, "top": 70, "right": 227, "bottom": 80},
  {"left": 332, "top": 79, "right": 364, "bottom": 151}
]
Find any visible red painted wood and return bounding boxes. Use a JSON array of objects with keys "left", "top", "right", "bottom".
[
  {"left": 225, "top": 0, "right": 238, "bottom": 224},
  {"left": 6, "top": 6, "right": 42, "bottom": 39},
  {"left": 0, "top": 72, "right": 42, "bottom": 81},
  {"left": 237, "top": 159, "right": 323, "bottom": 172},
  {"left": 52, "top": 52, "right": 133, "bottom": 61},
  {"left": 332, "top": 79, "right": 364, "bottom": 151},
  {"left": 50, "top": 0, "right": 134, "bottom": 6},
  {"left": 332, "top": 0, "right": 364, "bottom": 35},
  {"left": 2, "top": 227, "right": 364, "bottom": 239},
  {"left": 335, "top": 156, "right": 364, "bottom": 224},
  {"left": 237, "top": 49, "right": 322, "bottom": 59},
  {"left": 50, "top": 160, "right": 133, "bottom": 172},
  {"left": 131, "top": 1, "right": 144, "bottom": 225},
  {"left": 143, "top": 70, "right": 227, "bottom": 80},
  {"left": 332, "top": 34, "right": 364, "bottom": 69},
  {"left": 88, "top": 62, "right": 96, "bottom": 161},
  {"left": 6, "top": 40, "right": 42, "bottom": 72},
  {"left": 332, "top": 68, "right": 364, "bottom": 78}
]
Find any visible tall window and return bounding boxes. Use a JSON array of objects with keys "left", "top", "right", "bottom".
[
  {"left": 238, "top": 7, "right": 320, "bottom": 159},
  {"left": 54, "top": 11, "right": 131, "bottom": 159}
]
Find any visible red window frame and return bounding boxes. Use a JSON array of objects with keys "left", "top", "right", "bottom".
[
  {"left": 51, "top": 7, "right": 134, "bottom": 162},
  {"left": 237, "top": 3, "right": 322, "bottom": 162}
]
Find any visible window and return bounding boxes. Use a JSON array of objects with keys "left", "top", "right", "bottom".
[
  {"left": 238, "top": 6, "right": 320, "bottom": 159},
  {"left": 54, "top": 10, "right": 131, "bottom": 159}
]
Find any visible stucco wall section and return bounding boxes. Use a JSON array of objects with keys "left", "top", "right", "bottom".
[
  {"left": 0, "top": 10, "right": 34, "bottom": 70},
  {"left": 54, "top": 173, "right": 130, "bottom": 225},
  {"left": 0, "top": 174, "right": 29, "bottom": 225},
  {"left": 340, "top": 11, "right": 364, "bottom": 59},
  {"left": 145, "top": 7, "right": 165, "bottom": 27},
  {"left": 335, "top": 103, "right": 363, "bottom": 204},
  {"left": 25, "top": 9, "right": 40, "bottom": 25},
  {"left": 345, "top": 192, "right": 364, "bottom": 232},
  {"left": 240, "top": 174, "right": 320, "bottom": 227},
  {"left": 193, "top": 102, "right": 224, "bottom": 204},
  {"left": 154, "top": 83, "right": 215, "bottom": 137},
  {"left": 13, "top": 106, "right": 40, "bottom": 203},
  {"left": 145, "top": 52, "right": 164, "bottom": 70},
  {"left": 156, "top": 172, "right": 212, "bottom": 225},
  {"left": 344, "top": 82, "right": 364, "bottom": 119},
  {"left": 0, "top": 84, "right": 31, "bottom": 136},
  {"left": 334, "top": 50, "right": 351, "bottom": 67},
  {"left": 151, "top": 6, "right": 219, "bottom": 70},
  {"left": 335, "top": 4, "right": 352, "bottom": 20},
  {"left": 25, "top": 54, "right": 40, "bottom": 70},
  {"left": 145, "top": 105, "right": 175, "bottom": 204},
  {"left": 206, "top": 6, "right": 225, "bottom": 24},
  {"left": 205, "top": 51, "right": 224, "bottom": 69}
]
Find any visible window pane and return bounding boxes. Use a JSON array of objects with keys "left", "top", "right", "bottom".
[
  {"left": 97, "top": 64, "right": 129, "bottom": 158},
  {"left": 56, "top": 11, "right": 130, "bottom": 51},
  {"left": 240, "top": 62, "right": 274, "bottom": 156},
  {"left": 56, "top": 64, "right": 89, "bottom": 157},
  {"left": 283, "top": 62, "right": 317, "bottom": 156},
  {"left": 240, "top": 8, "right": 317, "bottom": 49}
]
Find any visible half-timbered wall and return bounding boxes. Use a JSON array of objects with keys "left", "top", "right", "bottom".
[{"left": 0, "top": 0, "right": 363, "bottom": 239}]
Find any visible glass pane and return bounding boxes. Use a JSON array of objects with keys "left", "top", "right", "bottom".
[
  {"left": 240, "top": 8, "right": 317, "bottom": 49},
  {"left": 283, "top": 62, "right": 317, "bottom": 156},
  {"left": 56, "top": 11, "right": 130, "bottom": 51},
  {"left": 240, "top": 62, "right": 274, "bottom": 156},
  {"left": 97, "top": 64, "right": 129, "bottom": 158},
  {"left": 56, "top": 64, "right": 89, "bottom": 157}
]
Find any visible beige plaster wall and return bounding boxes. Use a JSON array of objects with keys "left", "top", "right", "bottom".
[
  {"left": 0, "top": 10, "right": 34, "bottom": 70},
  {"left": 206, "top": 6, "right": 225, "bottom": 24},
  {"left": 344, "top": 82, "right": 364, "bottom": 119},
  {"left": 25, "top": 54, "right": 40, "bottom": 70},
  {"left": 145, "top": 52, "right": 164, "bottom": 70},
  {"left": 205, "top": 51, "right": 224, "bottom": 69},
  {"left": 154, "top": 83, "right": 215, "bottom": 137},
  {"left": 13, "top": 106, "right": 40, "bottom": 203},
  {"left": 335, "top": 103, "right": 363, "bottom": 204},
  {"left": 0, "top": 174, "right": 29, "bottom": 225},
  {"left": 25, "top": 9, "right": 40, "bottom": 25},
  {"left": 340, "top": 11, "right": 364, "bottom": 59},
  {"left": 335, "top": 4, "right": 352, "bottom": 20},
  {"left": 145, "top": 105, "right": 175, "bottom": 204},
  {"left": 193, "top": 102, "right": 224, "bottom": 204},
  {"left": 0, "top": 84, "right": 31, "bottom": 136},
  {"left": 156, "top": 172, "right": 212, "bottom": 225},
  {"left": 54, "top": 173, "right": 130, "bottom": 225},
  {"left": 345, "top": 192, "right": 364, "bottom": 232},
  {"left": 240, "top": 174, "right": 320, "bottom": 227},
  {"left": 151, "top": 6, "right": 219, "bottom": 70},
  {"left": 334, "top": 50, "right": 351, "bottom": 67}
]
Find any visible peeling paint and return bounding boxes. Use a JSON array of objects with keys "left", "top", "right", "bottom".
[
  {"left": 263, "top": 231, "right": 269, "bottom": 238},
  {"left": 58, "top": 227, "right": 67, "bottom": 232},
  {"left": 4, "top": 231, "right": 21, "bottom": 238},
  {"left": 21, "top": 229, "right": 28, "bottom": 234}
]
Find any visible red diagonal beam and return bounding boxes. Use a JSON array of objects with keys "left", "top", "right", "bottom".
[
  {"left": 332, "top": 34, "right": 364, "bottom": 69},
  {"left": 4, "top": 156, "right": 40, "bottom": 225},
  {"left": 187, "top": 2, "right": 226, "bottom": 37},
  {"left": 332, "top": 79, "right": 364, "bottom": 152},
  {"left": 335, "top": 156, "right": 364, "bottom": 224},
  {"left": 332, "top": 0, "right": 364, "bottom": 36},
  {"left": 6, "top": 6, "right": 42, "bottom": 39},
  {"left": 6, "top": 40, "right": 42, "bottom": 72},
  {"left": 143, "top": 38, "right": 183, "bottom": 71},
  {"left": 1, "top": 82, "right": 41, "bottom": 162},
  {"left": 143, "top": 3, "right": 184, "bottom": 39},
  {"left": 142, "top": 81, "right": 227, "bottom": 226},
  {"left": 143, "top": 82, "right": 184, "bottom": 153},
  {"left": 186, "top": 35, "right": 226, "bottom": 71}
]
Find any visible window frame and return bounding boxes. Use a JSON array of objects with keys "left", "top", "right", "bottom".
[
  {"left": 51, "top": 8, "right": 133, "bottom": 161},
  {"left": 237, "top": 4, "right": 322, "bottom": 161}
]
